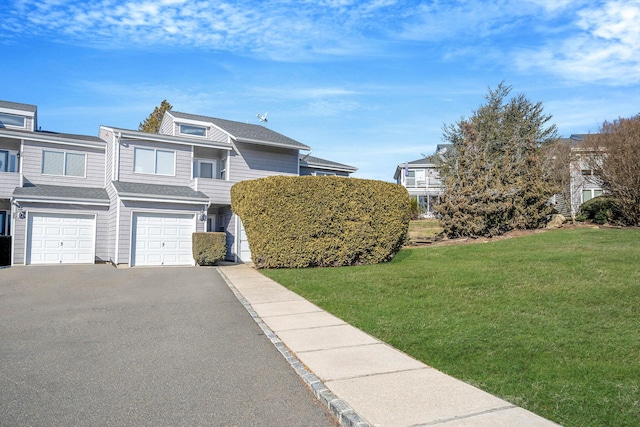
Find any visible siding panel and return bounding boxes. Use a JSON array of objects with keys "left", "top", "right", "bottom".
[{"left": 229, "top": 142, "right": 298, "bottom": 182}]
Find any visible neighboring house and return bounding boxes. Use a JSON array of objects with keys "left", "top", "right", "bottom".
[
  {"left": 299, "top": 154, "right": 358, "bottom": 176},
  {"left": 0, "top": 100, "right": 356, "bottom": 266},
  {"left": 562, "top": 134, "right": 604, "bottom": 217},
  {"left": 394, "top": 136, "right": 604, "bottom": 220},
  {"left": 394, "top": 144, "right": 449, "bottom": 217}
]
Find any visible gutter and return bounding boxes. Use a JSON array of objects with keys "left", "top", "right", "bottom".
[
  {"left": 116, "top": 194, "right": 210, "bottom": 204},
  {"left": 0, "top": 129, "right": 105, "bottom": 149},
  {"left": 11, "top": 196, "right": 110, "bottom": 206}
]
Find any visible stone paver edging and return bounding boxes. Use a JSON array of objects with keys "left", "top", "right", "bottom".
[{"left": 217, "top": 267, "right": 370, "bottom": 427}]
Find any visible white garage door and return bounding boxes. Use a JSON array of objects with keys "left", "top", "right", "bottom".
[
  {"left": 27, "top": 213, "right": 96, "bottom": 265},
  {"left": 132, "top": 213, "right": 195, "bottom": 266}
]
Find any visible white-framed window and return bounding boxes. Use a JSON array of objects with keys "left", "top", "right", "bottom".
[
  {"left": 179, "top": 124, "right": 207, "bottom": 137},
  {"left": 0, "top": 112, "right": 26, "bottom": 128},
  {"left": 405, "top": 170, "right": 415, "bottom": 187},
  {"left": 0, "top": 150, "right": 19, "bottom": 172},
  {"left": 42, "top": 150, "right": 86, "bottom": 177},
  {"left": 314, "top": 171, "right": 336, "bottom": 176},
  {"left": 219, "top": 156, "right": 227, "bottom": 180},
  {"left": 193, "top": 159, "right": 217, "bottom": 179},
  {"left": 134, "top": 147, "right": 175, "bottom": 175},
  {"left": 582, "top": 189, "right": 604, "bottom": 203}
]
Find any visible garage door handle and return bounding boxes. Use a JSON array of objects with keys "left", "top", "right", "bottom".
[
  {"left": 162, "top": 242, "right": 165, "bottom": 248},
  {"left": 60, "top": 242, "right": 63, "bottom": 247}
]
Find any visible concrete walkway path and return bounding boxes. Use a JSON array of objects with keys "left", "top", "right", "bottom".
[{"left": 218, "top": 264, "right": 561, "bottom": 427}]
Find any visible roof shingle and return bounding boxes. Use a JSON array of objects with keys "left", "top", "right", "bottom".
[
  {"left": 112, "top": 181, "right": 209, "bottom": 202},
  {"left": 169, "top": 111, "right": 310, "bottom": 150},
  {"left": 13, "top": 184, "right": 109, "bottom": 202}
]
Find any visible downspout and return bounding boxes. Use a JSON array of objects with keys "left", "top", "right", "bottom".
[
  {"left": 10, "top": 200, "right": 16, "bottom": 266},
  {"left": 113, "top": 132, "right": 122, "bottom": 265},
  {"left": 114, "top": 184, "right": 121, "bottom": 266},
  {"left": 115, "top": 132, "right": 122, "bottom": 181},
  {"left": 19, "top": 139, "right": 24, "bottom": 187}
]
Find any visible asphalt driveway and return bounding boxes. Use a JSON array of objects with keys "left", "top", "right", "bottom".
[{"left": 0, "top": 265, "right": 337, "bottom": 426}]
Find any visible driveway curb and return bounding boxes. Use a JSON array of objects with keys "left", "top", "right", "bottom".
[{"left": 217, "top": 267, "right": 370, "bottom": 427}]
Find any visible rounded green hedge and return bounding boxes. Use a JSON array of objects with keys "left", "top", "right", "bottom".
[
  {"left": 192, "top": 232, "right": 227, "bottom": 266},
  {"left": 231, "top": 176, "right": 410, "bottom": 268},
  {"left": 577, "top": 196, "right": 620, "bottom": 225}
]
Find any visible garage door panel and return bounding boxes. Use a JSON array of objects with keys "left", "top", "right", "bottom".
[
  {"left": 163, "top": 241, "right": 178, "bottom": 250},
  {"left": 148, "top": 227, "right": 163, "bottom": 236},
  {"left": 45, "top": 226, "right": 62, "bottom": 235},
  {"left": 163, "top": 228, "right": 178, "bottom": 236},
  {"left": 131, "top": 213, "right": 195, "bottom": 266},
  {"left": 43, "top": 253, "right": 61, "bottom": 263}
]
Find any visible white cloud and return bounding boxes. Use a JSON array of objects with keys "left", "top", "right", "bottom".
[
  {"left": 4, "top": 0, "right": 639, "bottom": 86},
  {"left": 526, "top": 0, "right": 576, "bottom": 13},
  {"left": 1, "top": 0, "right": 401, "bottom": 60},
  {"left": 307, "top": 99, "right": 363, "bottom": 116},
  {"left": 515, "top": 0, "right": 640, "bottom": 85}
]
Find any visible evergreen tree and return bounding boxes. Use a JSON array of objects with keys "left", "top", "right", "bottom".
[
  {"left": 138, "top": 100, "right": 173, "bottom": 133},
  {"left": 434, "top": 83, "right": 559, "bottom": 238}
]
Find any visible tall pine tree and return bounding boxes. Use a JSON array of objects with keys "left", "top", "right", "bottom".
[
  {"left": 435, "top": 83, "right": 559, "bottom": 238},
  {"left": 138, "top": 100, "right": 173, "bottom": 133}
]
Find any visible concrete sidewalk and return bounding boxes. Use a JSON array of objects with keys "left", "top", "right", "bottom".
[{"left": 218, "top": 264, "right": 561, "bottom": 427}]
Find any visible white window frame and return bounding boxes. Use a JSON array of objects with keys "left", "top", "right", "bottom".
[
  {"left": 193, "top": 159, "right": 217, "bottom": 179},
  {"left": 219, "top": 156, "right": 227, "bottom": 180},
  {"left": 582, "top": 188, "right": 604, "bottom": 203},
  {"left": 179, "top": 124, "right": 207, "bottom": 138},
  {"left": 0, "top": 150, "right": 15, "bottom": 172},
  {"left": 0, "top": 112, "right": 26, "bottom": 129},
  {"left": 134, "top": 147, "right": 176, "bottom": 176},
  {"left": 41, "top": 150, "right": 87, "bottom": 178},
  {"left": 313, "top": 171, "right": 336, "bottom": 176},
  {"left": 405, "top": 170, "right": 416, "bottom": 187}
]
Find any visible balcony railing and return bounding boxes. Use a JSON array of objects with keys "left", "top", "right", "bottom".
[
  {"left": 190, "top": 178, "right": 233, "bottom": 205},
  {"left": 404, "top": 177, "right": 443, "bottom": 189}
]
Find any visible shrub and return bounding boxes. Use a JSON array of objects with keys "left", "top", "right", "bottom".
[
  {"left": 192, "top": 232, "right": 226, "bottom": 266},
  {"left": 576, "top": 196, "right": 619, "bottom": 225},
  {"left": 231, "top": 176, "right": 410, "bottom": 268}
]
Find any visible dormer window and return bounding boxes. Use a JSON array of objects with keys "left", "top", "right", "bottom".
[
  {"left": 179, "top": 124, "right": 206, "bottom": 137},
  {"left": 0, "top": 112, "right": 26, "bottom": 129}
]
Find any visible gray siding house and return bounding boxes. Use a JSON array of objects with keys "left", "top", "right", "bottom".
[
  {"left": 299, "top": 155, "right": 358, "bottom": 177},
  {"left": 557, "top": 134, "right": 605, "bottom": 217},
  {"left": 394, "top": 145, "right": 449, "bottom": 218},
  {"left": 1, "top": 100, "right": 356, "bottom": 266}
]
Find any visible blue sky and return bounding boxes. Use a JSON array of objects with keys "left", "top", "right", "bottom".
[{"left": 2, "top": 0, "right": 639, "bottom": 181}]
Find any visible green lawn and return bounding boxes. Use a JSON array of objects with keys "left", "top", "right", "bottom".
[
  {"left": 408, "top": 219, "right": 442, "bottom": 241},
  {"left": 263, "top": 228, "right": 640, "bottom": 427}
]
